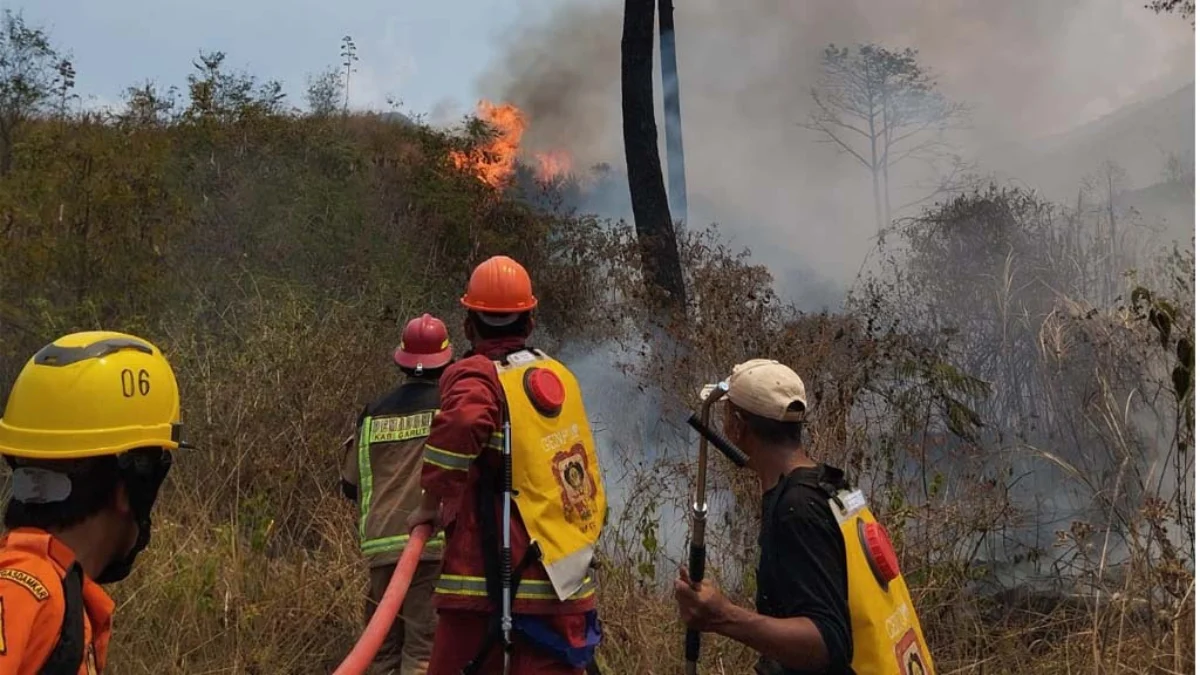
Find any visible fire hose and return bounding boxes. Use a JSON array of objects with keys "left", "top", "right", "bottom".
[
  {"left": 332, "top": 523, "right": 433, "bottom": 675},
  {"left": 683, "top": 382, "right": 750, "bottom": 675}
]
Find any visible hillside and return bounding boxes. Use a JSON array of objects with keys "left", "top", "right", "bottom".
[
  {"left": 1118, "top": 179, "right": 1195, "bottom": 242},
  {"left": 0, "top": 33, "right": 1193, "bottom": 675},
  {"left": 984, "top": 83, "right": 1195, "bottom": 202}
]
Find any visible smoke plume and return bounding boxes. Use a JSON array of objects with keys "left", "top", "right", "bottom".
[{"left": 479, "top": 0, "right": 1193, "bottom": 297}]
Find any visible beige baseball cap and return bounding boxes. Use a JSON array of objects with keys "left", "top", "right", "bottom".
[{"left": 702, "top": 359, "right": 808, "bottom": 422}]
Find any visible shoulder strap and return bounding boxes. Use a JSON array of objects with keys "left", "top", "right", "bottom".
[
  {"left": 786, "top": 464, "right": 852, "bottom": 510},
  {"left": 762, "top": 464, "right": 852, "bottom": 569},
  {"left": 39, "top": 562, "right": 85, "bottom": 675}
]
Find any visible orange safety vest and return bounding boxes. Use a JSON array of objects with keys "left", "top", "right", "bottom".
[{"left": 0, "top": 528, "right": 114, "bottom": 675}]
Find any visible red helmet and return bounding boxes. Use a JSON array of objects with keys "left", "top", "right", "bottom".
[{"left": 394, "top": 313, "right": 453, "bottom": 372}]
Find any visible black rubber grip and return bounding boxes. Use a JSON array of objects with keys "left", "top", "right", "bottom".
[
  {"left": 688, "top": 543, "right": 706, "bottom": 591},
  {"left": 684, "top": 543, "right": 705, "bottom": 661},
  {"left": 687, "top": 414, "right": 750, "bottom": 467},
  {"left": 685, "top": 628, "right": 701, "bottom": 663}
]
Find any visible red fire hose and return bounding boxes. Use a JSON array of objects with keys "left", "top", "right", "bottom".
[{"left": 332, "top": 524, "right": 433, "bottom": 675}]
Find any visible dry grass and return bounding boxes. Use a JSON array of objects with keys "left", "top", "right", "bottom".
[
  {"left": 87, "top": 229, "right": 1193, "bottom": 675},
  {"left": 0, "top": 110, "right": 1189, "bottom": 674}
]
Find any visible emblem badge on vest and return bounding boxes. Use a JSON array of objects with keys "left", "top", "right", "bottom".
[
  {"left": 553, "top": 444, "right": 597, "bottom": 529},
  {"left": 894, "top": 628, "right": 928, "bottom": 675}
]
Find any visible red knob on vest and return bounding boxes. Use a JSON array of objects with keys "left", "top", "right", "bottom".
[
  {"left": 860, "top": 521, "right": 901, "bottom": 586},
  {"left": 524, "top": 368, "right": 565, "bottom": 416}
]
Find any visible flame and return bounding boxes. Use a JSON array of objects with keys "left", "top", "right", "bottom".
[
  {"left": 451, "top": 99, "right": 573, "bottom": 189},
  {"left": 450, "top": 100, "right": 527, "bottom": 189},
  {"left": 534, "top": 150, "right": 573, "bottom": 183}
]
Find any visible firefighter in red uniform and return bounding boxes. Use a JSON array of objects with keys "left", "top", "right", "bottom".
[{"left": 407, "top": 255, "right": 606, "bottom": 675}]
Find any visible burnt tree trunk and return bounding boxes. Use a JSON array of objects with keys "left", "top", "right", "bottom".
[
  {"left": 622, "top": 0, "right": 687, "bottom": 314},
  {"left": 658, "top": 0, "right": 688, "bottom": 225}
]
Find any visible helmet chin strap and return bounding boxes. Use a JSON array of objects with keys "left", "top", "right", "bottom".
[
  {"left": 94, "top": 513, "right": 150, "bottom": 585},
  {"left": 96, "top": 449, "right": 172, "bottom": 585}
]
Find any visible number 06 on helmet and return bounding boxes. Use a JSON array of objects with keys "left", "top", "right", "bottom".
[{"left": 0, "top": 331, "right": 184, "bottom": 459}]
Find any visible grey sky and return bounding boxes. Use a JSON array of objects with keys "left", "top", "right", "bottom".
[
  {"left": 8, "top": 0, "right": 559, "bottom": 119},
  {"left": 15, "top": 0, "right": 1193, "bottom": 133}
]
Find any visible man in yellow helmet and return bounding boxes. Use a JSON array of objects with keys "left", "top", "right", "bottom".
[{"left": 0, "top": 331, "right": 185, "bottom": 674}]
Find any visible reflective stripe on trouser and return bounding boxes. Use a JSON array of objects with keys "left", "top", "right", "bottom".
[
  {"left": 362, "top": 532, "right": 446, "bottom": 556},
  {"left": 434, "top": 574, "right": 596, "bottom": 602}
]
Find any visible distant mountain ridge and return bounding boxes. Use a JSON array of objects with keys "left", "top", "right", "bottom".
[{"left": 985, "top": 83, "right": 1195, "bottom": 202}]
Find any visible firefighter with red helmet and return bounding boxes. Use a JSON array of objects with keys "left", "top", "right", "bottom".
[
  {"left": 341, "top": 314, "right": 455, "bottom": 675},
  {"left": 407, "top": 255, "right": 607, "bottom": 675}
]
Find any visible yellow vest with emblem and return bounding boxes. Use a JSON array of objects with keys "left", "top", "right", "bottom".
[
  {"left": 494, "top": 349, "right": 606, "bottom": 602},
  {"left": 828, "top": 486, "right": 935, "bottom": 675}
]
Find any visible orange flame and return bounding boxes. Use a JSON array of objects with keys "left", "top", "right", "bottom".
[
  {"left": 450, "top": 100, "right": 527, "bottom": 189},
  {"left": 535, "top": 150, "right": 573, "bottom": 183},
  {"left": 451, "top": 99, "right": 573, "bottom": 189}
]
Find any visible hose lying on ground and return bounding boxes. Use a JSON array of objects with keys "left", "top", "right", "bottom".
[{"left": 332, "top": 524, "right": 432, "bottom": 675}]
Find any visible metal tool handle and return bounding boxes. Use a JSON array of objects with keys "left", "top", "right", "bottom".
[
  {"left": 684, "top": 380, "right": 734, "bottom": 675},
  {"left": 686, "top": 414, "right": 749, "bottom": 467}
]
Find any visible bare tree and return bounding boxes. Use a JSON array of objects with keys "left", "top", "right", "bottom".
[
  {"left": 1082, "top": 160, "right": 1132, "bottom": 306},
  {"left": 0, "top": 10, "right": 74, "bottom": 174},
  {"left": 803, "top": 43, "right": 967, "bottom": 232},
  {"left": 53, "top": 58, "right": 76, "bottom": 118},
  {"left": 340, "top": 36, "right": 358, "bottom": 115}
]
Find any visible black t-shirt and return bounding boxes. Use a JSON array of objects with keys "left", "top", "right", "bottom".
[{"left": 755, "top": 464, "right": 854, "bottom": 675}]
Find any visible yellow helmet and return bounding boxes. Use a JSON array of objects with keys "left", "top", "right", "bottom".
[{"left": 0, "top": 331, "right": 183, "bottom": 460}]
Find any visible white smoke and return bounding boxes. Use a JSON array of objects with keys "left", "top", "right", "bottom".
[{"left": 481, "top": 0, "right": 1193, "bottom": 296}]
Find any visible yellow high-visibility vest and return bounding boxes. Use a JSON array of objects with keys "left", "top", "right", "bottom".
[{"left": 494, "top": 349, "right": 607, "bottom": 602}]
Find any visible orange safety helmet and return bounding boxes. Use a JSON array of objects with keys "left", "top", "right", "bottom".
[
  {"left": 394, "top": 313, "right": 454, "bottom": 372},
  {"left": 460, "top": 255, "right": 538, "bottom": 314}
]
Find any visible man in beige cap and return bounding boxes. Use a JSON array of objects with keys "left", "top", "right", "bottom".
[{"left": 673, "top": 359, "right": 853, "bottom": 675}]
